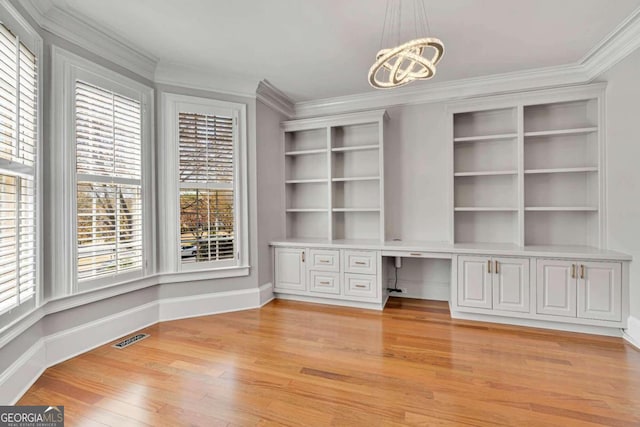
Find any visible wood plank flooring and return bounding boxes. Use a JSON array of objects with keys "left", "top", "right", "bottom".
[{"left": 18, "top": 298, "right": 640, "bottom": 426}]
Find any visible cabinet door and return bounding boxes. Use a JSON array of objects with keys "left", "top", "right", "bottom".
[
  {"left": 274, "top": 248, "right": 306, "bottom": 291},
  {"left": 577, "top": 262, "right": 622, "bottom": 321},
  {"left": 492, "top": 257, "right": 530, "bottom": 313},
  {"left": 457, "top": 256, "right": 492, "bottom": 309},
  {"left": 536, "top": 259, "right": 576, "bottom": 317}
]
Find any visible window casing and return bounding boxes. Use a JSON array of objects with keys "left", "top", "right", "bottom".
[
  {"left": 52, "top": 47, "right": 153, "bottom": 294},
  {"left": 161, "top": 94, "right": 248, "bottom": 274},
  {"left": 0, "top": 20, "right": 39, "bottom": 323}
]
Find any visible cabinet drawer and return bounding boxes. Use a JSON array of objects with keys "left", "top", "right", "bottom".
[
  {"left": 344, "top": 273, "right": 377, "bottom": 299},
  {"left": 309, "top": 271, "right": 341, "bottom": 295},
  {"left": 344, "top": 250, "right": 377, "bottom": 274},
  {"left": 309, "top": 249, "right": 340, "bottom": 272}
]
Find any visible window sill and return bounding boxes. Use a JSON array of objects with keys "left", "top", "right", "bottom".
[{"left": 157, "top": 265, "right": 251, "bottom": 284}]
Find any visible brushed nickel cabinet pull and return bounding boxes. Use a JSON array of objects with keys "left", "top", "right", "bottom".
[
  {"left": 487, "top": 259, "right": 492, "bottom": 274},
  {"left": 571, "top": 264, "right": 575, "bottom": 279},
  {"left": 319, "top": 259, "right": 330, "bottom": 263},
  {"left": 355, "top": 284, "right": 367, "bottom": 288},
  {"left": 410, "top": 253, "right": 422, "bottom": 256},
  {"left": 580, "top": 264, "right": 585, "bottom": 279},
  {"left": 320, "top": 281, "right": 330, "bottom": 285},
  {"left": 495, "top": 260, "right": 499, "bottom": 274},
  {"left": 302, "top": 251, "right": 305, "bottom": 262},
  {"left": 355, "top": 261, "right": 367, "bottom": 265}
]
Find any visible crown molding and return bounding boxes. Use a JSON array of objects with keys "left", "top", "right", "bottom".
[
  {"left": 256, "top": 80, "right": 295, "bottom": 118},
  {"left": 294, "top": 6, "right": 640, "bottom": 118},
  {"left": 154, "top": 61, "right": 259, "bottom": 100},
  {"left": 581, "top": 6, "right": 640, "bottom": 79},
  {"left": 20, "top": 0, "right": 157, "bottom": 81},
  {"left": 293, "top": 63, "right": 589, "bottom": 118}
]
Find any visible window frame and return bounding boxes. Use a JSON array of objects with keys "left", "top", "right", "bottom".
[
  {"left": 0, "top": 0, "right": 43, "bottom": 325},
  {"left": 161, "top": 93, "right": 249, "bottom": 275},
  {"left": 52, "top": 47, "right": 154, "bottom": 294}
]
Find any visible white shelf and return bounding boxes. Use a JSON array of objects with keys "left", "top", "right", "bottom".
[
  {"left": 525, "top": 207, "right": 598, "bottom": 212},
  {"left": 455, "top": 207, "right": 517, "bottom": 212},
  {"left": 454, "top": 170, "right": 517, "bottom": 177},
  {"left": 524, "top": 127, "right": 598, "bottom": 137},
  {"left": 332, "top": 176, "right": 380, "bottom": 182},
  {"left": 286, "top": 208, "right": 328, "bottom": 213},
  {"left": 332, "top": 208, "right": 380, "bottom": 212},
  {"left": 285, "top": 179, "right": 328, "bottom": 184},
  {"left": 331, "top": 144, "right": 379, "bottom": 152},
  {"left": 285, "top": 148, "right": 327, "bottom": 156},
  {"left": 453, "top": 133, "right": 518, "bottom": 143},
  {"left": 524, "top": 167, "right": 597, "bottom": 174}
]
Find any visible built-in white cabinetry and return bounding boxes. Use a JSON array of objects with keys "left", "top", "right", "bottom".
[
  {"left": 449, "top": 84, "right": 605, "bottom": 247},
  {"left": 274, "top": 247, "right": 385, "bottom": 309},
  {"left": 283, "top": 111, "right": 387, "bottom": 241},
  {"left": 537, "top": 259, "right": 622, "bottom": 322},
  {"left": 458, "top": 255, "right": 530, "bottom": 312},
  {"left": 274, "top": 248, "right": 306, "bottom": 292}
]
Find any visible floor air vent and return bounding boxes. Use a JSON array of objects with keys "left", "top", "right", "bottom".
[{"left": 113, "top": 333, "right": 150, "bottom": 349}]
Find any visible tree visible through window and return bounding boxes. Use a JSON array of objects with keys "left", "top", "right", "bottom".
[{"left": 178, "top": 112, "right": 235, "bottom": 263}]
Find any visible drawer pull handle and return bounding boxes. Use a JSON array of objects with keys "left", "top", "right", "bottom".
[
  {"left": 410, "top": 253, "right": 422, "bottom": 256},
  {"left": 355, "top": 284, "right": 367, "bottom": 288},
  {"left": 571, "top": 264, "right": 576, "bottom": 279},
  {"left": 319, "top": 281, "right": 330, "bottom": 285},
  {"left": 487, "top": 260, "right": 491, "bottom": 274},
  {"left": 302, "top": 251, "right": 305, "bottom": 262},
  {"left": 580, "top": 264, "right": 585, "bottom": 279},
  {"left": 319, "top": 260, "right": 330, "bottom": 263},
  {"left": 355, "top": 261, "right": 367, "bottom": 265},
  {"left": 495, "top": 260, "right": 499, "bottom": 274}
]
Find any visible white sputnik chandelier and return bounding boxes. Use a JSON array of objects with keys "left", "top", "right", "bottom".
[{"left": 368, "top": 0, "right": 444, "bottom": 89}]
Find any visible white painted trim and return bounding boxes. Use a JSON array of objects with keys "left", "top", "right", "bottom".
[
  {"left": 0, "top": 339, "right": 46, "bottom": 405},
  {"left": 256, "top": 80, "right": 295, "bottom": 118},
  {"left": 259, "top": 282, "right": 274, "bottom": 306},
  {"left": 20, "top": 0, "right": 157, "bottom": 80},
  {"left": 157, "top": 267, "right": 250, "bottom": 284},
  {"left": 159, "top": 287, "right": 261, "bottom": 322},
  {"left": 450, "top": 308, "right": 623, "bottom": 337},
  {"left": 582, "top": 6, "right": 640, "bottom": 79},
  {"left": 274, "top": 292, "right": 386, "bottom": 311},
  {"left": 0, "top": 285, "right": 266, "bottom": 404},
  {"left": 623, "top": 315, "right": 640, "bottom": 350},
  {"left": 44, "top": 301, "right": 159, "bottom": 367},
  {"left": 155, "top": 61, "right": 259, "bottom": 98}
]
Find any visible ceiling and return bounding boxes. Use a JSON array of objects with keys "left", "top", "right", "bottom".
[{"left": 44, "top": 0, "right": 640, "bottom": 102}]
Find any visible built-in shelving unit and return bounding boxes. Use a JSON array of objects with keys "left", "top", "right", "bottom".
[
  {"left": 450, "top": 84, "right": 605, "bottom": 248},
  {"left": 283, "top": 110, "right": 387, "bottom": 241}
]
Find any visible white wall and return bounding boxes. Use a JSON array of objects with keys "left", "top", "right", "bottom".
[
  {"left": 599, "top": 48, "right": 640, "bottom": 319},
  {"left": 256, "top": 101, "right": 286, "bottom": 287}
]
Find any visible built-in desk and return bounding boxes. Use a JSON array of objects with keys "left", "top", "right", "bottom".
[{"left": 271, "top": 239, "right": 631, "bottom": 336}]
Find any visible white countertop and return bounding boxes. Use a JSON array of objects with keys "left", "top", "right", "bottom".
[{"left": 270, "top": 239, "right": 632, "bottom": 261}]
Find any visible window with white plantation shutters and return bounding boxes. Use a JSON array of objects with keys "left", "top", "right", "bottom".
[
  {"left": 179, "top": 112, "right": 235, "bottom": 264},
  {"left": 0, "top": 23, "right": 37, "bottom": 315},
  {"left": 75, "top": 81, "right": 143, "bottom": 281}
]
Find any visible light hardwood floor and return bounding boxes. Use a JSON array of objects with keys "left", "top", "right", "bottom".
[{"left": 18, "top": 298, "right": 640, "bottom": 426}]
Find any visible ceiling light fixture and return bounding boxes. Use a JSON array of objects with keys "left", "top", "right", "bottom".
[{"left": 368, "top": 0, "right": 444, "bottom": 89}]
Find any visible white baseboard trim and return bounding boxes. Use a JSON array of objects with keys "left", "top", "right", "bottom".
[
  {"left": 44, "top": 301, "right": 159, "bottom": 368},
  {"left": 623, "top": 315, "right": 640, "bottom": 350},
  {"left": 1, "top": 286, "right": 266, "bottom": 405},
  {"left": 450, "top": 309, "right": 623, "bottom": 337},
  {"left": 274, "top": 293, "right": 385, "bottom": 311},
  {"left": 259, "top": 282, "right": 274, "bottom": 306},
  {"left": 0, "top": 339, "right": 46, "bottom": 405},
  {"left": 158, "top": 287, "right": 261, "bottom": 322}
]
